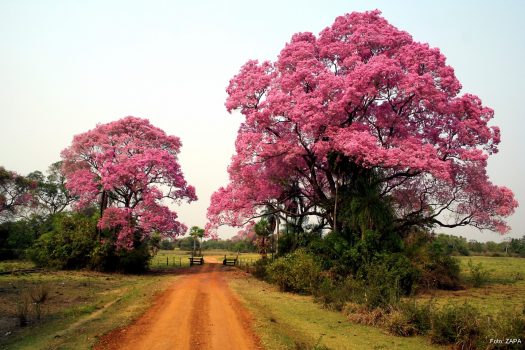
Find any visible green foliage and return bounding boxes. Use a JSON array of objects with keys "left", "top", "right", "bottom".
[
  {"left": 27, "top": 161, "right": 73, "bottom": 216},
  {"left": 252, "top": 257, "right": 271, "bottom": 280},
  {"left": 27, "top": 212, "right": 98, "bottom": 269},
  {"left": 429, "top": 303, "right": 482, "bottom": 348},
  {"left": 199, "top": 238, "right": 256, "bottom": 252},
  {"left": 508, "top": 237, "right": 525, "bottom": 257},
  {"left": 177, "top": 236, "right": 194, "bottom": 250},
  {"left": 433, "top": 234, "right": 470, "bottom": 256},
  {"left": 91, "top": 230, "right": 154, "bottom": 273},
  {"left": 425, "top": 251, "right": 461, "bottom": 291},
  {"left": 230, "top": 239, "right": 257, "bottom": 252},
  {"left": 387, "top": 301, "right": 432, "bottom": 336},
  {"left": 26, "top": 211, "right": 154, "bottom": 272},
  {"left": 485, "top": 311, "right": 525, "bottom": 347},
  {"left": 159, "top": 239, "right": 176, "bottom": 250},
  {"left": 277, "top": 228, "right": 318, "bottom": 256},
  {"left": 467, "top": 259, "right": 491, "bottom": 287},
  {"left": 254, "top": 218, "right": 271, "bottom": 237},
  {"left": 267, "top": 249, "right": 321, "bottom": 293},
  {"left": 115, "top": 240, "right": 152, "bottom": 273},
  {"left": 313, "top": 277, "right": 360, "bottom": 311},
  {"left": 467, "top": 237, "right": 525, "bottom": 257},
  {"left": 355, "top": 254, "right": 418, "bottom": 308},
  {"left": 0, "top": 215, "right": 52, "bottom": 259},
  {"left": 404, "top": 231, "right": 461, "bottom": 291}
]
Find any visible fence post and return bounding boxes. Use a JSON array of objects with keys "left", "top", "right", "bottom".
[
  {"left": 179, "top": 258, "right": 181, "bottom": 267},
  {"left": 166, "top": 257, "right": 169, "bottom": 266}
]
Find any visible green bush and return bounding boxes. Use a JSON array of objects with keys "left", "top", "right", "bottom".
[
  {"left": 430, "top": 303, "right": 482, "bottom": 348},
  {"left": 91, "top": 230, "right": 153, "bottom": 273},
  {"left": 159, "top": 239, "right": 175, "bottom": 250},
  {"left": 0, "top": 215, "right": 52, "bottom": 259},
  {"left": 387, "top": 301, "right": 432, "bottom": 336},
  {"left": 467, "top": 259, "right": 491, "bottom": 287},
  {"left": 414, "top": 241, "right": 462, "bottom": 291},
  {"left": 267, "top": 249, "right": 321, "bottom": 293},
  {"left": 27, "top": 211, "right": 153, "bottom": 272},
  {"left": 115, "top": 241, "right": 152, "bottom": 273},
  {"left": 386, "top": 309, "right": 419, "bottom": 336},
  {"left": 353, "top": 254, "right": 418, "bottom": 309},
  {"left": 311, "top": 253, "right": 419, "bottom": 310},
  {"left": 27, "top": 212, "right": 98, "bottom": 269},
  {"left": 313, "top": 276, "right": 358, "bottom": 311},
  {"left": 251, "top": 257, "right": 270, "bottom": 280},
  {"left": 485, "top": 311, "right": 525, "bottom": 347}
]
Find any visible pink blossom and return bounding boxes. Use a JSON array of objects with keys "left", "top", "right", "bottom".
[
  {"left": 62, "top": 117, "right": 197, "bottom": 248},
  {"left": 207, "top": 10, "right": 517, "bottom": 236}
]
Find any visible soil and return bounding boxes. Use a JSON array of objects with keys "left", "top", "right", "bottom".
[{"left": 95, "top": 257, "right": 261, "bottom": 350}]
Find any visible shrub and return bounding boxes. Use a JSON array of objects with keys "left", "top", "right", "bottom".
[
  {"left": 354, "top": 254, "right": 418, "bottom": 309},
  {"left": 251, "top": 257, "right": 270, "bottom": 280},
  {"left": 480, "top": 311, "right": 525, "bottom": 348},
  {"left": 29, "top": 284, "right": 49, "bottom": 320},
  {"left": 314, "top": 278, "right": 347, "bottom": 311},
  {"left": 387, "top": 301, "right": 432, "bottom": 336},
  {"left": 430, "top": 303, "right": 482, "bottom": 349},
  {"left": 467, "top": 259, "right": 491, "bottom": 287},
  {"left": 28, "top": 211, "right": 153, "bottom": 272},
  {"left": 386, "top": 309, "right": 419, "bottom": 336},
  {"left": 420, "top": 251, "right": 462, "bottom": 291},
  {"left": 403, "top": 230, "right": 462, "bottom": 291},
  {"left": 343, "top": 302, "right": 387, "bottom": 326},
  {"left": 91, "top": 231, "right": 153, "bottom": 273},
  {"left": 27, "top": 212, "right": 98, "bottom": 269},
  {"left": 115, "top": 242, "right": 152, "bottom": 273},
  {"left": 267, "top": 249, "right": 321, "bottom": 293}
]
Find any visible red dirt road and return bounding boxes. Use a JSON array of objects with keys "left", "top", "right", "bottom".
[{"left": 96, "top": 259, "right": 261, "bottom": 350}]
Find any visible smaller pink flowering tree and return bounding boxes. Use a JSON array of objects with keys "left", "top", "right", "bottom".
[
  {"left": 61, "top": 117, "right": 197, "bottom": 248},
  {"left": 0, "top": 166, "right": 36, "bottom": 222}
]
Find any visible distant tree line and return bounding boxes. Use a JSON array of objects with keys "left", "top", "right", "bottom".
[
  {"left": 159, "top": 236, "right": 256, "bottom": 253},
  {"left": 432, "top": 233, "right": 525, "bottom": 257}
]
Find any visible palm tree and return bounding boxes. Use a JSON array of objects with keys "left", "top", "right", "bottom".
[{"left": 189, "top": 226, "right": 204, "bottom": 256}]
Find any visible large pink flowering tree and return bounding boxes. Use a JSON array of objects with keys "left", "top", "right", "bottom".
[
  {"left": 62, "top": 117, "right": 196, "bottom": 248},
  {"left": 207, "top": 10, "right": 517, "bottom": 240}
]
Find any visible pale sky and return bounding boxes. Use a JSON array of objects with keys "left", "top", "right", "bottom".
[{"left": 1, "top": 0, "right": 523, "bottom": 242}]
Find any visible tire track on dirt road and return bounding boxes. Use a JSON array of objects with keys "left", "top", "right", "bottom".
[{"left": 95, "top": 260, "right": 261, "bottom": 350}]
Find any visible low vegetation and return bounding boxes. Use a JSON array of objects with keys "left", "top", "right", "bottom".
[
  {"left": 0, "top": 269, "right": 178, "bottom": 349},
  {"left": 240, "top": 240, "right": 525, "bottom": 349},
  {"left": 230, "top": 272, "right": 443, "bottom": 350}
]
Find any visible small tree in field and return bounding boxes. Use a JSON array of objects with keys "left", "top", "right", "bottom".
[
  {"left": 61, "top": 116, "right": 197, "bottom": 249},
  {"left": 207, "top": 10, "right": 517, "bottom": 245}
]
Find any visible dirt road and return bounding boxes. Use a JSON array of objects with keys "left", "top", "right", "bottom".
[{"left": 96, "top": 259, "right": 261, "bottom": 350}]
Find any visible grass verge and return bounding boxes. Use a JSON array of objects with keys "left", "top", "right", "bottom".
[{"left": 229, "top": 273, "right": 444, "bottom": 350}]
